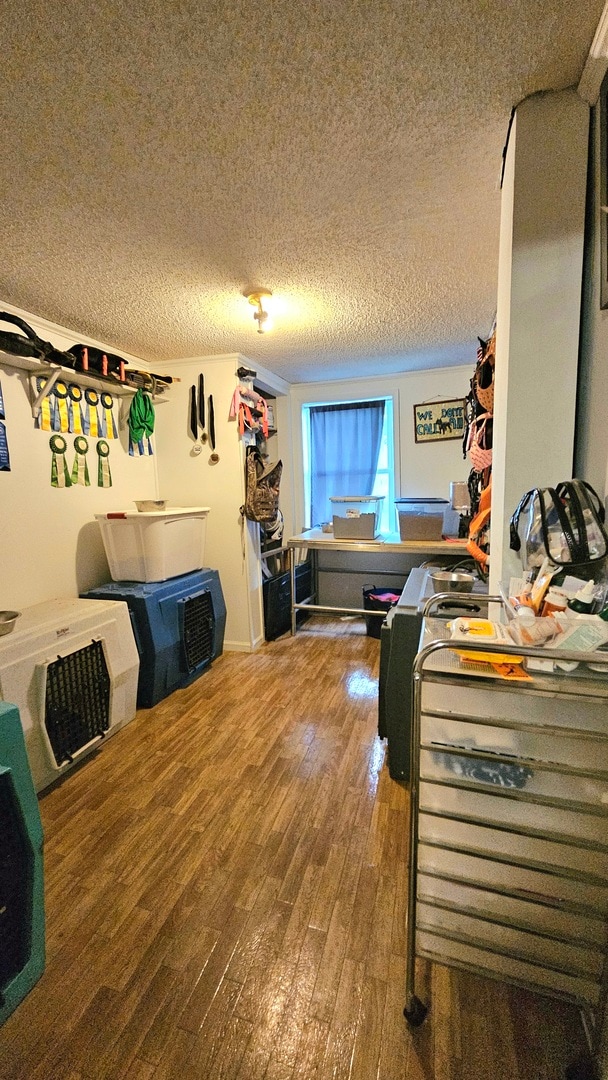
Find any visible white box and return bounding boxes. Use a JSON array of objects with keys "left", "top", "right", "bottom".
[
  {"left": 329, "top": 496, "right": 383, "bottom": 539},
  {"left": 95, "top": 507, "right": 210, "bottom": 582}
]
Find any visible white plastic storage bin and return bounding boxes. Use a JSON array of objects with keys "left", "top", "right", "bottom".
[
  {"left": 330, "top": 496, "right": 383, "bottom": 539},
  {"left": 396, "top": 498, "right": 449, "bottom": 540},
  {"left": 0, "top": 598, "right": 139, "bottom": 791},
  {"left": 95, "top": 507, "right": 210, "bottom": 583}
]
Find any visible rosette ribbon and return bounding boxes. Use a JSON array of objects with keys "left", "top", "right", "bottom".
[
  {"left": 35, "top": 376, "right": 53, "bottom": 431},
  {"left": 83, "top": 389, "right": 100, "bottom": 438},
  {"left": 68, "top": 384, "right": 84, "bottom": 433},
  {"left": 100, "top": 392, "right": 118, "bottom": 439},
  {"left": 71, "top": 436, "right": 90, "bottom": 486},
  {"left": 97, "top": 439, "right": 112, "bottom": 487},
  {"left": 52, "top": 381, "right": 70, "bottom": 433},
  {"left": 49, "top": 434, "right": 71, "bottom": 487}
]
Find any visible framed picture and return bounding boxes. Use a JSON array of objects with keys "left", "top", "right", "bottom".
[{"left": 413, "top": 399, "right": 466, "bottom": 443}]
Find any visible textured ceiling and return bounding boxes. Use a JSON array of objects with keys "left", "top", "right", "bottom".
[{"left": 0, "top": 1, "right": 604, "bottom": 383}]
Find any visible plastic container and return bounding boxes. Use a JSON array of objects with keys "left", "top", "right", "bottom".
[
  {"left": 95, "top": 507, "right": 210, "bottom": 582},
  {"left": 396, "top": 498, "right": 449, "bottom": 541},
  {"left": 541, "top": 587, "right": 569, "bottom": 617},
  {"left": 330, "top": 497, "right": 383, "bottom": 540},
  {"left": 568, "top": 579, "right": 597, "bottom": 614}
]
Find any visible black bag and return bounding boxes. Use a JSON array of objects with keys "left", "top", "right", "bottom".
[
  {"left": 0, "top": 312, "right": 78, "bottom": 368},
  {"left": 243, "top": 446, "right": 282, "bottom": 523},
  {"left": 510, "top": 479, "right": 608, "bottom": 572}
]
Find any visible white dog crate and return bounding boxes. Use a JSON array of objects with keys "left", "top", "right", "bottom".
[
  {"left": 95, "top": 507, "right": 210, "bottom": 583},
  {"left": 0, "top": 599, "right": 139, "bottom": 792}
]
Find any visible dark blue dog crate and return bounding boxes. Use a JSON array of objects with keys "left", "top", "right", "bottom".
[
  {"left": 0, "top": 701, "right": 45, "bottom": 1026},
  {"left": 81, "top": 568, "right": 226, "bottom": 708}
]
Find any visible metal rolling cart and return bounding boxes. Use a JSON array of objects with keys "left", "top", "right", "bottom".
[{"left": 404, "top": 593, "right": 608, "bottom": 1079}]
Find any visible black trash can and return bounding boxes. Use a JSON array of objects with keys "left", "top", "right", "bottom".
[{"left": 362, "top": 586, "right": 400, "bottom": 639}]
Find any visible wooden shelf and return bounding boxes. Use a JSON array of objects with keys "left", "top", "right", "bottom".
[{"left": 0, "top": 350, "right": 168, "bottom": 418}]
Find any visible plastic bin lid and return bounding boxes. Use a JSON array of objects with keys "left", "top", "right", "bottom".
[
  {"left": 395, "top": 497, "right": 449, "bottom": 505},
  {"left": 95, "top": 507, "right": 210, "bottom": 519}
]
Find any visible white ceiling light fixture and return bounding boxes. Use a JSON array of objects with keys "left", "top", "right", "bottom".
[{"left": 245, "top": 288, "right": 273, "bottom": 334}]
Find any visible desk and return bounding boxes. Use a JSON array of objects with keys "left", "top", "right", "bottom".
[{"left": 286, "top": 530, "right": 468, "bottom": 634}]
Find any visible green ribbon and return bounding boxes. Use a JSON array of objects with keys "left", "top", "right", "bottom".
[
  {"left": 128, "top": 388, "right": 155, "bottom": 455},
  {"left": 71, "top": 436, "right": 90, "bottom": 486},
  {"left": 97, "top": 440, "right": 112, "bottom": 487},
  {"left": 49, "top": 435, "right": 71, "bottom": 488}
]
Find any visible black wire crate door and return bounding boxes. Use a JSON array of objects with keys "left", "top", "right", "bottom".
[{"left": 44, "top": 640, "right": 111, "bottom": 765}]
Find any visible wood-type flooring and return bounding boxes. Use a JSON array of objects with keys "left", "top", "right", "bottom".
[{"left": 0, "top": 618, "right": 590, "bottom": 1079}]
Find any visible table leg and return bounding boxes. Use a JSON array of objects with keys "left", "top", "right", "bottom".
[{"left": 290, "top": 546, "right": 297, "bottom": 636}]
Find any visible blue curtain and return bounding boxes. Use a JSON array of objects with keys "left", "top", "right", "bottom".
[{"left": 310, "top": 400, "right": 384, "bottom": 526}]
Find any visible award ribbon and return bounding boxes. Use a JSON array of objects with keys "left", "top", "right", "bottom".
[
  {"left": 97, "top": 440, "right": 112, "bottom": 487},
  {"left": 68, "top": 384, "right": 84, "bottom": 434},
  {"left": 35, "top": 377, "right": 53, "bottom": 431},
  {"left": 100, "top": 392, "right": 117, "bottom": 439},
  {"left": 53, "top": 381, "right": 70, "bottom": 433},
  {"left": 71, "top": 436, "right": 90, "bottom": 486},
  {"left": 49, "top": 434, "right": 71, "bottom": 487},
  {"left": 83, "top": 388, "right": 100, "bottom": 438},
  {"left": 0, "top": 422, "right": 11, "bottom": 472}
]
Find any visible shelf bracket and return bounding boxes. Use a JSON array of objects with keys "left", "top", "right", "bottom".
[{"left": 30, "top": 366, "right": 62, "bottom": 419}]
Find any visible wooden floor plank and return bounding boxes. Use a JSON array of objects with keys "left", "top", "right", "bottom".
[{"left": 0, "top": 618, "right": 591, "bottom": 1079}]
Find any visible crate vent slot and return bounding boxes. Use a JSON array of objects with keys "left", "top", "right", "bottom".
[
  {"left": 182, "top": 591, "right": 214, "bottom": 672},
  {"left": 44, "top": 640, "right": 111, "bottom": 766}
]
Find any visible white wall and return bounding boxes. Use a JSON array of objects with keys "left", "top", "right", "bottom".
[
  {"left": 0, "top": 302, "right": 157, "bottom": 610},
  {"left": 289, "top": 366, "right": 472, "bottom": 534},
  {"left": 490, "top": 88, "right": 590, "bottom": 592},
  {"left": 153, "top": 353, "right": 290, "bottom": 651}
]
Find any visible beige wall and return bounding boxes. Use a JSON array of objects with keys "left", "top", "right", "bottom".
[{"left": 0, "top": 302, "right": 156, "bottom": 611}]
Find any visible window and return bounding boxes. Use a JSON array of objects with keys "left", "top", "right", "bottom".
[{"left": 302, "top": 397, "right": 395, "bottom": 533}]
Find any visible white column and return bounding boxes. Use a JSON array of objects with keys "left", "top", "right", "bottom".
[{"left": 490, "top": 88, "right": 589, "bottom": 593}]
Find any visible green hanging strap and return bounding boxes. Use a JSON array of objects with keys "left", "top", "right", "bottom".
[
  {"left": 97, "top": 439, "right": 112, "bottom": 487},
  {"left": 49, "top": 435, "right": 71, "bottom": 488},
  {"left": 71, "top": 436, "right": 90, "bottom": 486},
  {"left": 128, "top": 388, "right": 155, "bottom": 456}
]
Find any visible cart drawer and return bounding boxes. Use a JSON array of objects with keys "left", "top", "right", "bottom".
[
  {"left": 421, "top": 680, "right": 608, "bottom": 735},
  {"left": 417, "top": 873, "right": 606, "bottom": 946},
  {"left": 416, "top": 931, "right": 600, "bottom": 1007},
  {"left": 420, "top": 747, "right": 608, "bottom": 809},
  {"left": 419, "top": 813, "right": 608, "bottom": 880},
  {"left": 418, "top": 842, "right": 608, "bottom": 915},
  {"left": 420, "top": 782, "right": 608, "bottom": 847},
  {"left": 417, "top": 901, "right": 602, "bottom": 976},
  {"left": 421, "top": 714, "right": 608, "bottom": 777}
]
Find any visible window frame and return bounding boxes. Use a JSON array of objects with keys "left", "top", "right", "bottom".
[{"left": 301, "top": 394, "right": 398, "bottom": 534}]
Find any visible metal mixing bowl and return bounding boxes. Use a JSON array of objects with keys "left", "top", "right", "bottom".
[
  {"left": 0, "top": 611, "right": 21, "bottom": 636},
  {"left": 429, "top": 570, "right": 475, "bottom": 594},
  {"left": 135, "top": 499, "right": 167, "bottom": 512}
]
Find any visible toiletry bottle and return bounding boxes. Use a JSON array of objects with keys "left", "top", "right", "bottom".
[
  {"left": 567, "top": 579, "right": 596, "bottom": 614},
  {"left": 541, "top": 588, "right": 569, "bottom": 618}
]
